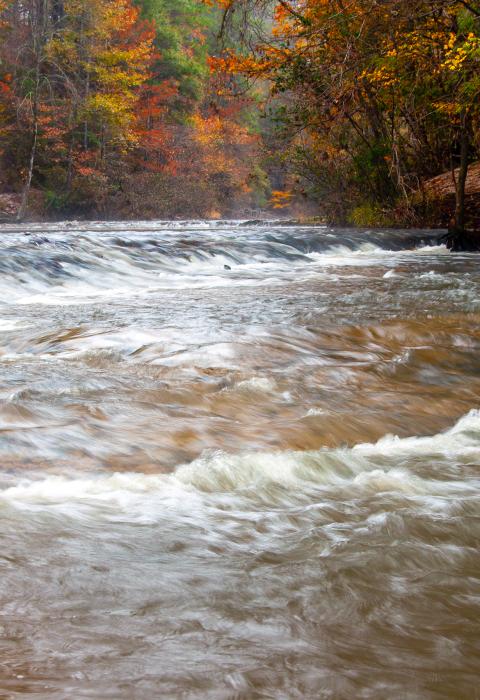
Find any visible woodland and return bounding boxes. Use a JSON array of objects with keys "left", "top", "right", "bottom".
[{"left": 0, "top": 0, "right": 479, "bottom": 237}]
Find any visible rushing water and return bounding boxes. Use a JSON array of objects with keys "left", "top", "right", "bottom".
[{"left": 0, "top": 220, "right": 479, "bottom": 699}]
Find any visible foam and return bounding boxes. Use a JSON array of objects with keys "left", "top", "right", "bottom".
[
  {"left": 231, "top": 377, "right": 277, "bottom": 394},
  {"left": 1, "top": 411, "right": 479, "bottom": 516},
  {"left": 0, "top": 319, "right": 29, "bottom": 330},
  {"left": 0, "top": 224, "right": 446, "bottom": 305}
]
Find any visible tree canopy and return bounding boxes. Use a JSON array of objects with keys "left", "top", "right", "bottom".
[
  {"left": 0, "top": 0, "right": 479, "bottom": 227},
  {"left": 0, "top": 0, "right": 269, "bottom": 219},
  {"left": 212, "top": 0, "right": 480, "bottom": 229}
]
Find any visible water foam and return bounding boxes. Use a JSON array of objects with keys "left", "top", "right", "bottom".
[
  {"left": 0, "top": 319, "right": 29, "bottom": 330},
  {"left": 1, "top": 410, "right": 478, "bottom": 514},
  {"left": 0, "top": 223, "right": 444, "bottom": 305},
  {"left": 231, "top": 377, "right": 278, "bottom": 394}
]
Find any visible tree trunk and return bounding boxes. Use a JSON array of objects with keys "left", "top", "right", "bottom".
[
  {"left": 16, "top": 121, "right": 38, "bottom": 222},
  {"left": 66, "top": 103, "right": 78, "bottom": 193},
  {"left": 17, "top": 62, "right": 40, "bottom": 222},
  {"left": 454, "top": 114, "right": 469, "bottom": 233},
  {"left": 16, "top": 0, "right": 48, "bottom": 222},
  {"left": 444, "top": 111, "right": 480, "bottom": 251}
]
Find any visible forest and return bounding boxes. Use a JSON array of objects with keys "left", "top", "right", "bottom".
[{"left": 0, "top": 0, "right": 479, "bottom": 234}]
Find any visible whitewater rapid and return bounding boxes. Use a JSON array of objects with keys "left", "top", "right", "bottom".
[{"left": 0, "top": 220, "right": 479, "bottom": 699}]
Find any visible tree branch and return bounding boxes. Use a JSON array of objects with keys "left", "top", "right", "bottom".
[{"left": 277, "top": 1, "right": 311, "bottom": 26}]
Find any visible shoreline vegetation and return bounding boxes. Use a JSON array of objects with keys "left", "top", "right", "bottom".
[{"left": 0, "top": 1, "right": 479, "bottom": 249}]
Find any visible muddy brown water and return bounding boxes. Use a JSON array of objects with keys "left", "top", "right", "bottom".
[{"left": 0, "top": 221, "right": 479, "bottom": 699}]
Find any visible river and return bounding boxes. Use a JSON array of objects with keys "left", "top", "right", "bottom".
[{"left": 0, "top": 221, "right": 479, "bottom": 699}]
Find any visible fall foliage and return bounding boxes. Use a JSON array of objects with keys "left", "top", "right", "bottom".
[
  {"left": 0, "top": 0, "right": 271, "bottom": 219},
  {"left": 212, "top": 0, "right": 480, "bottom": 231},
  {"left": 1, "top": 0, "right": 479, "bottom": 227}
]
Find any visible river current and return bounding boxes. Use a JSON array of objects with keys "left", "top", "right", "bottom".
[{"left": 0, "top": 221, "right": 479, "bottom": 699}]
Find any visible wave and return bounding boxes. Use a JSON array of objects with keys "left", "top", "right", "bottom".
[
  {"left": 0, "top": 221, "right": 446, "bottom": 304},
  {"left": 1, "top": 410, "right": 478, "bottom": 516}
]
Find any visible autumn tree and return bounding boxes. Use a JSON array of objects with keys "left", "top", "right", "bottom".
[
  {"left": 0, "top": 0, "right": 160, "bottom": 217},
  {"left": 0, "top": 0, "right": 269, "bottom": 219},
  {"left": 212, "top": 0, "right": 480, "bottom": 232}
]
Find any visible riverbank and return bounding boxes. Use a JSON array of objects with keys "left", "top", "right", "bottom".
[{"left": 2, "top": 184, "right": 479, "bottom": 253}]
